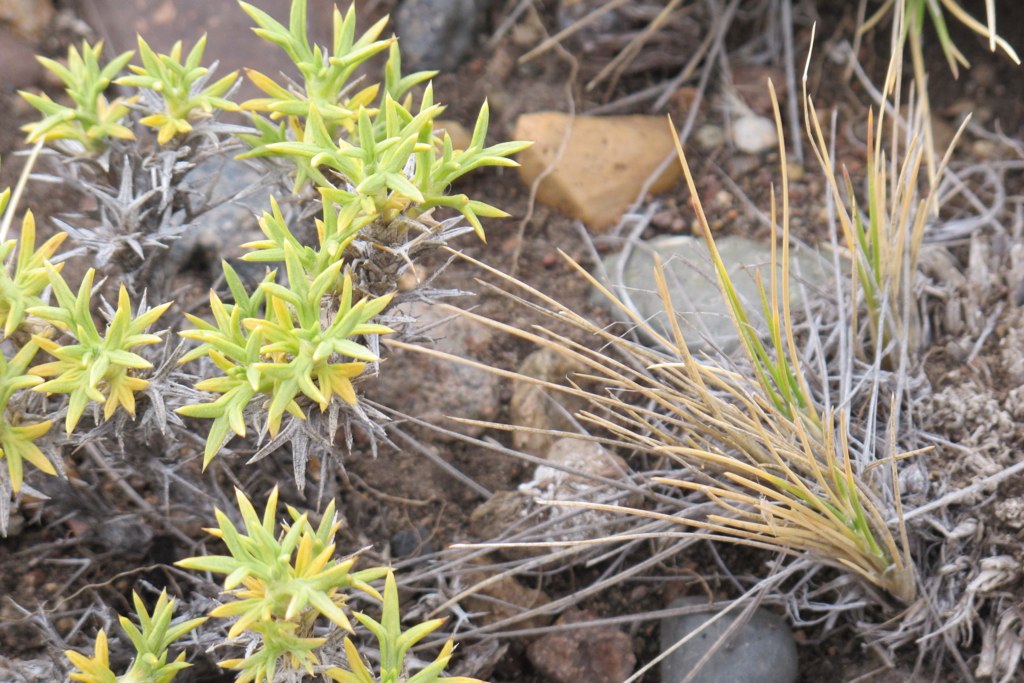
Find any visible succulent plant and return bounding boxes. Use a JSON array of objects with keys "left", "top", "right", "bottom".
[
  {"left": 0, "top": 340, "right": 53, "bottom": 493},
  {"left": 20, "top": 40, "right": 135, "bottom": 152},
  {"left": 28, "top": 266, "right": 171, "bottom": 434},
  {"left": 10, "top": 2, "right": 524, "bottom": 674},
  {"left": 176, "top": 487, "right": 388, "bottom": 681},
  {"left": 327, "top": 571, "right": 484, "bottom": 683},
  {"left": 177, "top": 253, "right": 392, "bottom": 466},
  {"left": 116, "top": 35, "right": 240, "bottom": 145},
  {"left": 65, "top": 590, "right": 206, "bottom": 683},
  {"left": 0, "top": 211, "right": 67, "bottom": 339},
  {"left": 237, "top": 0, "right": 401, "bottom": 136}
]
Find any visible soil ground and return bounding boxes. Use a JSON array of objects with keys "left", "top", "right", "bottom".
[{"left": 2, "top": 1, "right": 1024, "bottom": 682}]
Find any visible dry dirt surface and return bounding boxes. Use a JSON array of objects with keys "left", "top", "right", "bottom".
[{"left": 3, "top": 1, "right": 1024, "bottom": 682}]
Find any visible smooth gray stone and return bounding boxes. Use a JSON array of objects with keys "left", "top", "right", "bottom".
[
  {"left": 594, "top": 235, "right": 834, "bottom": 353},
  {"left": 660, "top": 597, "right": 798, "bottom": 683},
  {"left": 395, "top": 0, "right": 486, "bottom": 71},
  {"left": 171, "top": 156, "right": 275, "bottom": 270}
]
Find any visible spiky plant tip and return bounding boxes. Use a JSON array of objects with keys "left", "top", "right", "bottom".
[
  {"left": 328, "top": 570, "right": 482, "bottom": 683},
  {"left": 176, "top": 486, "right": 406, "bottom": 680},
  {"left": 117, "top": 33, "right": 240, "bottom": 145},
  {"left": 65, "top": 589, "right": 205, "bottom": 683},
  {"left": 0, "top": 210, "right": 69, "bottom": 339},
  {"left": 20, "top": 39, "right": 135, "bottom": 150},
  {"left": 27, "top": 268, "right": 171, "bottom": 434}
]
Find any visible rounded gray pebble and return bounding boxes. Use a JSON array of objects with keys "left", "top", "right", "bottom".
[
  {"left": 390, "top": 526, "right": 435, "bottom": 559},
  {"left": 660, "top": 597, "right": 798, "bottom": 683},
  {"left": 594, "top": 235, "right": 833, "bottom": 353}
]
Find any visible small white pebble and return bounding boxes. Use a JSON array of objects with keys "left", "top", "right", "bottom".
[
  {"left": 695, "top": 124, "right": 725, "bottom": 150},
  {"left": 732, "top": 115, "right": 778, "bottom": 154}
]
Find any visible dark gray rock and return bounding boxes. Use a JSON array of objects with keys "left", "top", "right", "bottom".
[
  {"left": 556, "top": 0, "right": 700, "bottom": 84},
  {"left": 390, "top": 525, "right": 435, "bottom": 558},
  {"left": 395, "top": 0, "right": 486, "bottom": 72},
  {"left": 660, "top": 597, "right": 798, "bottom": 683},
  {"left": 93, "top": 514, "right": 154, "bottom": 555},
  {"left": 172, "top": 156, "right": 275, "bottom": 272}
]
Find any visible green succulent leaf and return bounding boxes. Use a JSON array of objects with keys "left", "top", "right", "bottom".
[
  {"left": 65, "top": 630, "right": 118, "bottom": 683},
  {"left": 0, "top": 405, "right": 53, "bottom": 493},
  {"left": 179, "top": 231, "right": 393, "bottom": 463},
  {"left": 0, "top": 211, "right": 67, "bottom": 338},
  {"left": 27, "top": 267, "right": 171, "bottom": 434},
  {"left": 66, "top": 590, "right": 205, "bottom": 683},
  {"left": 118, "top": 591, "right": 207, "bottom": 683},
  {"left": 239, "top": 0, "right": 392, "bottom": 136},
  {"left": 116, "top": 35, "right": 239, "bottom": 144},
  {"left": 177, "top": 488, "right": 385, "bottom": 680},
  {"left": 330, "top": 571, "right": 483, "bottom": 683},
  {"left": 20, "top": 40, "right": 135, "bottom": 151}
]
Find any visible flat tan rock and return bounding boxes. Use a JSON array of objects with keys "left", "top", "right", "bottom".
[
  {"left": 509, "top": 348, "right": 588, "bottom": 454},
  {"left": 513, "top": 112, "right": 681, "bottom": 231},
  {"left": 435, "top": 119, "right": 472, "bottom": 151}
]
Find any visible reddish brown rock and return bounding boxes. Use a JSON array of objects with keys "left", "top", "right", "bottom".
[
  {"left": 463, "top": 568, "right": 553, "bottom": 631},
  {"left": 468, "top": 490, "right": 549, "bottom": 562},
  {"left": 0, "top": 0, "right": 53, "bottom": 41},
  {"left": 469, "top": 490, "right": 530, "bottom": 542},
  {"left": 513, "top": 112, "right": 682, "bottom": 231},
  {"left": 0, "top": 27, "right": 43, "bottom": 89},
  {"left": 527, "top": 609, "right": 636, "bottom": 683},
  {"left": 75, "top": 0, "right": 385, "bottom": 101}
]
